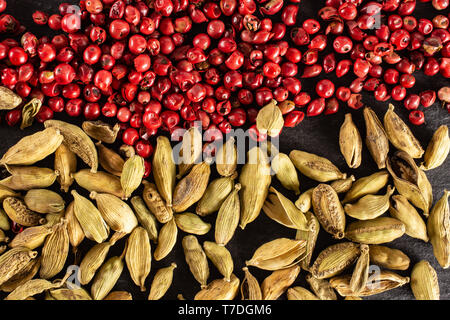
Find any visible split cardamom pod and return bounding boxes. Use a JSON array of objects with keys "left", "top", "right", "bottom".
[
  {"left": 97, "top": 142, "right": 124, "bottom": 176},
  {"left": 82, "top": 121, "right": 120, "bottom": 144},
  {"left": 20, "top": 98, "right": 42, "bottom": 130},
  {"left": 241, "top": 267, "right": 262, "bottom": 300},
  {"left": 177, "top": 127, "right": 202, "bottom": 178}
]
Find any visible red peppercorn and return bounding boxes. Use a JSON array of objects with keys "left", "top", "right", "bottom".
[
  {"left": 409, "top": 110, "right": 425, "bottom": 125},
  {"left": 404, "top": 94, "right": 421, "bottom": 110},
  {"left": 420, "top": 90, "right": 437, "bottom": 107},
  {"left": 122, "top": 128, "right": 140, "bottom": 145},
  {"left": 316, "top": 79, "right": 335, "bottom": 98},
  {"left": 307, "top": 98, "right": 326, "bottom": 117}
]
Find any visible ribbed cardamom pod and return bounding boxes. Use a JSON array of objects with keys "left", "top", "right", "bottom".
[
  {"left": 154, "top": 218, "right": 178, "bottom": 261},
  {"left": 54, "top": 143, "right": 77, "bottom": 192},
  {"left": 256, "top": 99, "right": 284, "bottom": 137},
  {"left": 71, "top": 190, "right": 109, "bottom": 243},
  {"left": 411, "top": 260, "right": 440, "bottom": 300},
  {"left": 295, "top": 188, "right": 314, "bottom": 213},
  {"left": 104, "top": 291, "right": 133, "bottom": 300},
  {"left": 0, "top": 257, "right": 41, "bottom": 293},
  {"left": 384, "top": 104, "right": 424, "bottom": 158},
  {"left": 65, "top": 201, "right": 84, "bottom": 254},
  {"left": 175, "top": 213, "right": 211, "bottom": 235},
  {"left": 363, "top": 107, "right": 389, "bottom": 169},
  {"left": 0, "top": 208, "right": 9, "bottom": 231},
  {"left": 152, "top": 136, "right": 176, "bottom": 207},
  {"left": 182, "top": 235, "right": 209, "bottom": 288},
  {"left": 345, "top": 217, "right": 405, "bottom": 244},
  {"left": 331, "top": 175, "right": 355, "bottom": 194},
  {"left": 0, "top": 185, "right": 20, "bottom": 202},
  {"left": 142, "top": 180, "right": 173, "bottom": 224},
  {"left": 312, "top": 184, "right": 346, "bottom": 239},
  {"left": 344, "top": 185, "right": 395, "bottom": 220},
  {"left": 9, "top": 225, "right": 53, "bottom": 249},
  {"left": 82, "top": 121, "right": 120, "bottom": 144},
  {"left": 196, "top": 175, "right": 236, "bottom": 216},
  {"left": 350, "top": 244, "right": 370, "bottom": 295},
  {"left": 203, "top": 241, "right": 233, "bottom": 282},
  {"left": 49, "top": 287, "right": 92, "bottom": 300},
  {"left": 287, "top": 286, "right": 319, "bottom": 300},
  {"left": 421, "top": 125, "right": 449, "bottom": 171},
  {"left": 339, "top": 113, "right": 362, "bottom": 169},
  {"left": 0, "top": 166, "right": 58, "bottom": 190},
  {"left": 130, "top": 196, "right": 158, "bottom": 243},
  {"left": 369, "top": 245, "right": 410, "bottom": 270},
  {"left": 90, "top": 192, "right": 138, "bottom": 234},
  {"left": 216, "top": 137, "right": 238, "bottom": 177},
  {"left": 386, "top": 151, "right": 433, "bottom": 216},
  {"left": 343, "top": 171, "right": 390, "bottom": 204},
  {"left": 389, "top": 195, "right": 428, "bottom": 242},
  {"left": 0, "top": 127, "right": 63, "bottom": 166},
  {"left": 40, "top": 218, "right": 69, "bottom": 279},
  {"left": 73, "top": 169, "right": 125, "bottom": 199},
  {"left": 289, "top": 150, "right": 346, "bottom": 182},
  {"left": 261, "top": 265, "right": 300, "bottom": 300},
  {"left": 3, "top": 197, "right": 45, "bottom": 227},
  {"left": 296, "top": 212, "right": 320, "bottom": 271},
  {"left": 215, "top": 183, "right": 241, "bottom": 246},
  {"left": 20, "top": 98, "right": 42, "bottom": 130},
  {"left": 239, "top": 147, "right": 272, "bottom": 229},
  {"left": 241, "top": 267, "right": 262, "bottom": 300},
  {"left": 0, "top": 86, "right": 22, "bottom": 110},
  {"left": 173, "top": 162, "right": 211, "bottom": 213},
  {"left": 177, "top": 127, "right": 203, "bottom": 178},
  {"left": 195, "top": 274, "right": 240, "bottom": 300},
  {"left": 272, "top": 153, "right": 300, "bottom": 194},
  {"left": 24, "top": 189, "right": 65, "bottom": 214},
  {"left": 0, "top": 247, "right": 38, "bottom": 287},
  {"left": 427, "top": 190, "right": 450, "bottom": 268},
  {"left": 311, "top": 242, "right": 360, "bottom": 279},
  {"left": 121, "top": 155, "right": 145, "bottom": 200},
  {"left": 148, "top": 263, "right": 177, "bottom": 300},
  {"left": 305, "top": 274, "right": 337, "bottom": 300},
  {"left": 126, "top": 227, "right": 151, "bottom": 292},
  {"left": 97, "top": 142, "right": 124, "bottom": 176},
  {"left": 45, "top": 119, "right": 98, "bottom": 173}
]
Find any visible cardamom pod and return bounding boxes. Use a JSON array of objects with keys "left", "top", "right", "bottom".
[
  {"left": 0, "top": 165, "right": 58, "bottom": 190},
  {"left": 195, "top": 274, "right": 240, "bottom": 300},
  {"left": 350, "top": 244, "right": 370, "bottom": 295},
  {"left": 152, "top": 136, "right": 176, "bottom": 207},
  {"left": 343, "top": 171, "right": 390, "bottom": 204},
  {"left": 203, "top": 241, "right": 233, "bottom": 282},
  {"left": 54, "top": 143, "right": 77, "bottom": 192},
  {"left": 97, "top": 142, "right": 124, "bottom": 176},
  {"left": 369, "top": 245, "right": 410, "bottom": 271},
  {"left": 119, "top": 144, "right": 135, "bottom": 159},
  {"left": 3, "top": 197, "right": 45, "bottom": 227},
  {"left": 182, "top": 235, "right": 209, "bottom": 288},
  {"left": 295, "top": 188, "right": 314, "bottom": 213},
  {"left": 427, "top": 190, "right": 450, "bottom": 268},
  {"left": 177, "top": 127, "right": 202, "bottom": 178},
  {"left": 196, "top": 175, "right": 235, "bottom": 216},
  {"left": 271, "top": 153, "right": 300, "bottom": 194},
  {"left": 296, "top": 212, "right": 320, "bottom": 271},
  {"left": 311, "top": 242, "right": 360, "bottom": 279},
  {"left": 24, "top": 189, "right": 65, "bottom": 214},
  {"left": 148, "top": 263, "right": 177, "bottom": 300},
  {"left": 0, "top": 86, "right": 22, "bottom": 110},
  {"left": 9, "top": 225, "right": 53, "bottom": 249},
  {"left": 256, "top": 99, "right": 284, "bottom": 137},
  {"left": 241, "top": 267, "right": 262, "bottom": 300},
  {"left": 289, "top": 150, "right": 346, "bottom": 182},
  {"left": 82, "top": 121, "right": 120, "bottom": 144},
  {"left": 339, "top": 113, "right": 362, "bottom": 168},
  {"left": 287, "top": 286, "right": 319, "bottom": 300},
  {"left": 104, "top": 291, "right": 132, "bottom": 300},
  {"left": 126, "top": 227, "right": 151, "bottom": 292},
  {"left": 49, "top": 287, "right": 92, "bottom": 300},
  {"left": 345, "top": 217, "right": 405, "bottom": 244},
  {"left": 40, "top": 219, "right": 69, "bottom": 279},
  {"left": 65, "top": 201, "right": 84, "bottom": 254},
  {"left": 130, "top": 196, "right": 158, "bottom": 243},
  {"left": 0, "top": 257, "right": 41, "bottom": 293},
  {"left": 121, "top": 155, "right": 145, "bottom": 200},
  {"left": 216, "top": 137, "right": 238, "bottom": 177},
  {"left": 20, "top": 98, "right": 42, "bottom": 130},
  {"left": 344, "top": 185, "right": 395, "bottom": 220},
  {"left": 142, "top": 180, "right": 173, "bottom": 224},
  {"left": 154, "top": 218, "right": 178, "bottom": 261},
  {"left": 410, "top": 260, "right": 440, "bottom": 300},
  {"left": 175, "top": 213, "right": 211, "bottom": 235},
  {"left": 261, "top": 265, "right": 301, "bottom": 300},
  {"left": 0, "top": 247, "right": 38, "bottom": 287},
  {"left": 215, "top": 184, "right": 241, "bottom": 246},
  {"left": 420, "top": 125, "right": 449, "bottom": 171},
  {"left": 331, "top": 175, "right": 355, "bottom": 194},
  {"left": 363, "top": 107, "right": 389, "bottom": 169},
  {"left": 0, "top": 185, "right": 20, "bottom": 202},
  {"left": 305, "top": 274, "right": 337, "bottom": 300},
  {"left": 73, "top": 169, "right": 125, "bottom": 199},
  {"left": 0, "top": 208, "right": 9, "bottom": 231}
]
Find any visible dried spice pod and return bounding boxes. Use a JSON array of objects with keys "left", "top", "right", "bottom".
[
  {"left": 296, "top": 212, "right": 320, "bottom": 271},
  {"left": 65, "top": 201, "right": 84, "bottom": 254},
  {"left": 173, "top": 162, "right": 211, "bottom": 213},
  {"left": 295, "top": 188, "right": 314, "bottom": 213},
  {"left": 343, "top": 171, "right": 390, "bottom": 204},
  {"left": 142, "top": 180, "right": 173, "bottom": 224},
  {"left": 97, "top": 142, "right": 124, "bottom": 176},
  {"left": 152, "top": 136, "right": 176, "bottom": 207},
  {"left": 40, "top": 219, "right": 69, "bottom": 279},
  {"left": 215, "top": 184, "right": 241, "bottom": 246},
  {"left": 174, "top": 213, "right": 211, "bottom": 235},
  {"left": 246, "top": 238, "right": 306, "bottom": 271},
  {"left": 195, "top": 274, "right": 240, "bottom": 300},
  {"left": 182, "top": 235, "right": 209, "bottom": 289},
  {"left": 389, "top": 195, "right": 429, "bottom": 242},
  {"left": 386, "top": 151, "right": 433, "bottom": 216},
  {"left": 363, "top": 107, "right": 389, "bottom": 169},
  {"left": 312, "top": 184, "right": 346, "bottom": 239},
  {"left": 130, "top": 196, "right": 158, "bottom": 243},
  {"left": 54, "top": 144, "right": 77, "bottom": 192},
  {"left": 119, "top": 144, "right": 135, "bottom": 159},
  {"left": 369, "top": 245, "right": 410, "bottom": 271},
  {"left": 9, "top": 225, "right": 53, "bottom": 249},
  {"left": 384, "top": 104, "right": 424, "bottom": 159},
  {"left": 411, "top": 260, "right": 440, "bottom": 300},
  {"left": 0, "top": 185, "right": 20, "bottom": 202},
  {"left": 196, "top": 175, "right": 236, "bottom": 216},
  {"left": 345, "top": 217, "right": 405, "bottom": 244},
  {"left": 0, "top": 209, "right": 10, "bottom": 231},
  {"left": 49, "top": 287, "right": 92, "bottom": 300},
  {"left": 154, "top": 218, "right": 178, "bottom": 261},
  {"left": 90, "top": 192, "right": 138, "bottom": 234},
  {"left": 256, "top": 99, "right": 284, "bottom": 137},
  {"left": 82, "top": 121, "right": 120, "bottom": 144},
  {"left": 203, "top": 241, "right": 233, "bottom": 282},
  {"left": 240, "top": 147, "right": 272, "bottom": 229},
  {"left": 121, "top": 155, "right": 145, "bottom": 200},
  {"left": 427, "top": 190, "right": 450, "bottom": 268},
  {"left": 216, "top": 137, "right": 238, "bottom": 177},
  {"left": 344, "top": 185, "right": 395, "bottom": 220},
  {"left": 350, "top": 244, "right": 370, "bottom": 295},
  {"left": 271, "top": 153, "right": 300, "bottom": 194},
  {"left": 339, "top": 113, "right": 362, "bottom": 169},
  {"left": 0, "top": 247, "right": 38, "bottom": 287},
  {"left": 73, "top": 169, "right": 125, "bottom": 199},
  {"left": 263, "top": 187, "right": 309, "bottom": 230},
  {"left": 0, "top": 166, "right": 58, "bottom": 191},
  {"left": 261, "top": 265, "right": 301, "bottom": 300},
  {"left": 44, "top": 211, "right": 64, "bottom": 228},
  {"left": 421, "top": 125, "right": 449, "bottom": 171},
  {"left": 241, "top": 267, "right": 262, "bottom": 300},
  {"left": 311, "top": 242, "right": 360, "bottom": 279},
  {"left": 289, "top": 150, "right": 346, "bottom": 183},
  {"left": 104, "top": 291, "right": 133, "bottom": 300},
  {"left": 287, "top": 286, "right": 320, "bottom": 300},
  {"left": 148, "top": 263, "right": 177, "bottom": 300},
  {"left": 126, "top": 227, "right": 151, "bottom": 292},
  {"left": 45, "top": 119, "right": 98, "bottom": 173},
  {"left": 20, "top": 98, "right": 42, "bottom": 130},
  {"left": 0, "top": 127, "right": 63, "bottom": 166},
  {"left": 0, "top": 257, "right": 41, "bottom": 293},
  {"left": 0, "top": 86, "right": 22, "bottom": 110},
  {"left": 3, "top": 197, "right": 45, "bottom": 227},
  {"left": 305, "top": 274, "right": 337, "bottom": 300},
  {"left": 24, "top": 189, "right": 65, "bottom": 214},
  {"left": 177, "top": 127, "right": 203, "bottom": 178},
  {"left": 331, "top": 175, "right": 355, "bottom": 194}
]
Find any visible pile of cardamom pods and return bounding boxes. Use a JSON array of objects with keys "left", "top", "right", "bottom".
[{"left": 0, "top": 100, "right": 447, "bottom": 300}]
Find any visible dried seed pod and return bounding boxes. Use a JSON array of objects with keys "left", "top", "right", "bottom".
[
  {"left": 54, "top": 144, "right": 77, "bottom": 192},
  {"left": 272, "top": 153, "right": 300, "bottom": 194},
  {"left": 345, "top": 217, "right": 405, "bottom": 244},
  {"left": 0, "top": 166, "right": 58, "bottom": 190},
  {"left": 410, "top": 260, "right": 440, "bottom": 300},
  {"left": 182, "top": 235, "right": 209, "bottom": 288},
  {"left": 82, "top": 121, "right": 120, "bottom": 144},
  {"left": 65, "top": 201, "right": 84, "bottom": 253},
  {"left": 45, "top": 119, "right": 98, "bottom": 173},
  {"left": 126, "top": 227, "right": 151, "bottom": 292},
  {"left": 119, "top": 144, "right": 135, "bottom": 159},
  {"left": 9, "top": 225, "right": 53, "bottom": 249},
  {"left": 289, "top": 150, "right": 346, "bottom": 182},
  {"left": 130, "top": 196, "right": 158, "bottom": 243},
  {"left": 196, "top": 175, "right": 235, "bottom": 216},
  {"left": 246, "top": 238, "right": 306, "bottom": 271},
  {"left": 386, "top": 151, "right": 433, "bottom": 216},
  {"left": 174, "top": 213, "right": 211, "bottom": 235},
  {"left": 0, "top": 208, "right": 10, "bottom": 231},
  {"left": 39, "top": 219, "right": 69, "bottom": 279},
  {"left": 384, "top": 104, "right": 424, "bottom": 158},
  {"left": 152, "top": 136, "right": 176, "bottom": 207},
  {"left": 369, "top": 245, "right": 410, "bottom": 271},
  {"left": 389, "top": 195, "right": 428, "bottom": 242},
  {"left": 24, "top": 189, "right": 65, "bottom": 214},
  {"left": 154, "top": 218, "right": 178, "bottom": 261},
  {"left": 241, "top": 267, "right": 262, "bottom": 300},
  {"left": 239, "top": 147, "right": 272, "bottom": 229},
  {"left": 344, "top": 185, "right": 395, "bottom": 220},
  {"left": 195, "top": 274, "right": 240, "bottom": 300},
  {"left": 350, "top": 244, "right": 370, "bottom": 295},
  {"left": 343, "top": 171, "right": 390, "bottom": 204},
  {"left": 0, "top": 247, "right": 38, "bottom": 287},
  {"left": 363, "top": 107, "right": 389, "bottom": 169},
  {"left": 427, "top": 190, "right": 450, "bottom": 268},
  {"left": 90, "top": 192, "right": 138, "bottom": 234},
  {"left": 71, "top": 190, "right": 109, "bottom": 243},
  {"left": 261, "top": 265, "right": 301, "bottom": 300},
  {"left": 142, "top": 180, "right": 173, "bottom": 224},
  {"left": 121, "top": 155, "right": 145, "bottom": 200},
  {"left": 73, "top": 169, "right": 125, "bottom": 199},
  {"left": 421, "top": 125, "right": 449, "bottom": 171},
  {"left": 0, "top": 257, "right": 41, "bottom": 293},
  {"left": 203, "top": 241, "right": 233, "bottom": 282},
  {"left": 331, "top": 175, "right": 355, "bottom": 194},
  {"left": 339, "top": 113, "right": 362, "bottom": 168},
  {"left": 295, "top": 188, "right": 314, "bottom": 213},
  {"left": 0, "top": 185, "right": 20, "bottom": 202},
  {"left": 312, "top": 184, "right": 346, "bottom": 239},
  {"left": 177, "top": 127, "right": 203, "bottom": 178},
  {"left": 311, "top": 242, "right": 360, "bottom": 279},
  {"left": 97, "top": 142, "right": 124, "bottom": 176},
  {"left": 256, "top": 99, "right": 284, "bottom": 137},
  {"left": 216, "top": 137, "right": 237, "bottom": 177},
  {"left": 305, "top": 274, "right": 337, "bottom": 300},
  {"left": 20, "top": 98, "right": 42, "bottom": 130},
  {"left": 3, "top": 197, "right": 45, "bottom": 227},
  {"left": 44, "top": 211, "right": 64, "bottom": 228},
  {"left": 215, "top": 184, "right": 241, "bottom": 246},
  {"left": 296, "top": 212, "right": 320, "bottom": 271},
  {"left": 104, "top": 291, "right": 133, "bottom": 300},
  {"left": 287, "top": 286, "right": 320, "bottom": 300},
  {"left": 173, "top": 162, "right": 211, "bottom": 213},
  {"left": 49, "top": 287, "right": 92, "bottom": 300},
  {"left": 0, "top": 86, "right": 22, "bottom": 110},
  {"left": 148, "top": 263, "right": 177, "bottom": 300},
  {"left": 0, "top": 127, "right": 63, "bottom": 166}
]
